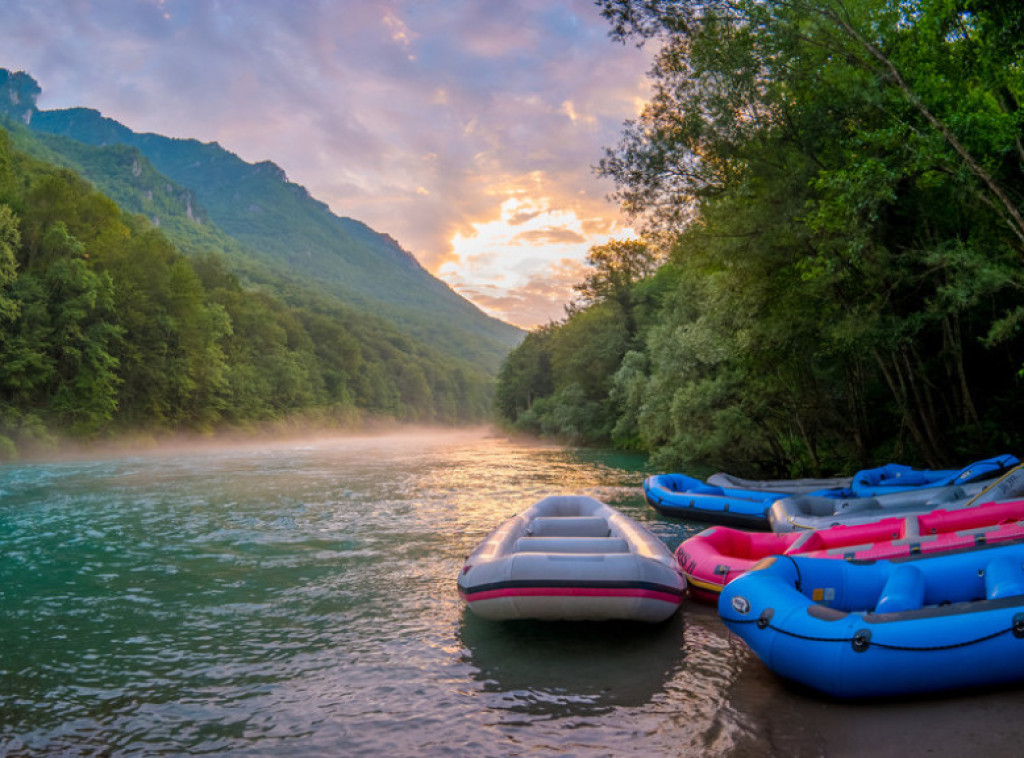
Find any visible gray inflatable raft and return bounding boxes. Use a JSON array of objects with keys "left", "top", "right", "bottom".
[{"left": 769, "top": 465, "right": 1024, "bottom": 532}]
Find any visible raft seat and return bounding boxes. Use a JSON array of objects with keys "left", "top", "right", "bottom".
[
  {"left": 902, "top": 515, "right": 922, "bottom": 539},
  {"left": 924, "top": 485, "right": 966, "bottom": 506},
  {"left": 527, "top": 516, "right": 610, "bottom": 538},
  {"left": 833, "top": 498, "right": 883, "bottom": 515},
  {"left": 889, "top": 534, "right": 938, "bottom": 548},
  {"left": 874, "top": 564, "right": 926, "bottom": 613},
  {"left": 985, "top": 555, "right": 1024, "bottom": 599},
  {"left": 513, "top": 536, "right": 630, "bottom": 554}
]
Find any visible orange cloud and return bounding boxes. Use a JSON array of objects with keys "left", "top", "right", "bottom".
[
  {"left": 1, "top": 0, "right": 653, "bottom": 328},
  {"left": 438, "top": 195, "right": 637, "bottom": 328},
  {"left": 515, "top": 227, "right": 587, "bottom": 245},
  {"left": 452, "top": 257, "right": 590, "bottom": 329}
]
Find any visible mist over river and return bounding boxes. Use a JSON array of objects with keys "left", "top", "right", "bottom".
[{"left": 3, "top": 428, "right": 1024, "bottom": 757}]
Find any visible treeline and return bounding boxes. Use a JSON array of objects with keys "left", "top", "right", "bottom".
[
  {"left": 497, "top": 0, "right": 1024, "bottom": 476},
  {"left": 0, "top": 129, "right": 492, "bottom": 456}
]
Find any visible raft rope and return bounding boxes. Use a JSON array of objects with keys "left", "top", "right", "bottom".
[
  {"left": 725, "top": 614, "right": 1021, "bottom": 651},
  {"left": 729, "top": 553, "right": 1024, "bottom": 651},
  {"left": 780, "top": 554, "right": 803, "bottom": 592}
]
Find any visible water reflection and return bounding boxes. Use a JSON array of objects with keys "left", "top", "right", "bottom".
[
  {"left": 459, "top": 613, "right": 687, "bottom": 716},
  {"left": 3, "top": 428, "right": 902, "bottom": 757}
]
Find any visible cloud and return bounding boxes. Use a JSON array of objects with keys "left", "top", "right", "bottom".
[
  {"left": 0, "top": 0, "right": 653, "bottom": 326},
  {"left": 515, "top": 228, "right": 587, "bottom": 245},
  {"left": 437, "top": 195, "right": 638, "bottom": 328},
  {"left": 507, "top": 209, "right": 545, "bottom": 226},
  {"left": 451, "top": 257, "right": 591, "bottom": 329}
]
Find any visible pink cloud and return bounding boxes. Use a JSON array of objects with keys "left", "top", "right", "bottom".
[{"left": 0, "top": 0, "right": 653, "bottom": 326}]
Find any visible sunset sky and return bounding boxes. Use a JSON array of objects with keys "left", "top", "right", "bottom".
[{"left": 0, "top": 1, "right": 654, "bottom": 329}]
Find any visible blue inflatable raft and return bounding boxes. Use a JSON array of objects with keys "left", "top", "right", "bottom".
[
  {"left": 644, "top": 455, "right": 1018, "bottom": 529},
  {"left": 643, "top": 473, "right": 812, "bottom": 528},
  {"left": 719, "top": 540, "right": 1024, "bottom": 698}
]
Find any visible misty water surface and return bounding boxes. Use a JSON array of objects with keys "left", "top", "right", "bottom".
[{"left": 4, "top": 428, "right": 1024, "bottom": 757}]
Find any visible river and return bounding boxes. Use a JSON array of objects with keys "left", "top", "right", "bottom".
[{"left": 3, "top": 427, "right": 1024, "bottom": 757}]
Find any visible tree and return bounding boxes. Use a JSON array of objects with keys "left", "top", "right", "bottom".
[
  {"left": 574, "top": 239, "right": 661, "bottom": 341},
  {"left": 494, "top": 326, "right": 555, "bottom": 422},
  {"left": 21, "top": 222, "right": 123, "bottom": 435},
  {"left": 580, "top": 0, "right": 1024, "bottom": 469},
  {"left": 0, "top": 203, "right": 19, "bottom": 323}
]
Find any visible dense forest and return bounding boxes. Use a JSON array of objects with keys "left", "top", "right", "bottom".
[
  {"left": 10, "top": 94, "right": 523, "bottom": 373},
  {"left": 0, "top": 129, "right": 495, "bottom": 457},
  {"left": 496, "top": 0, "right": 1024, "bottom": 476}
]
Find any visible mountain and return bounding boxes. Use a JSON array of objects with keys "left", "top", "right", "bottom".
[
  {"left": 0, "top": 70, "right": 522, "bottom": 373},
  {"left": 0, "top": 124, "right": 507, "bottom": 445}
]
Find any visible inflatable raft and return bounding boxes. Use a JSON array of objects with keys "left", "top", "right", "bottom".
[
  {"left": 644, "top": 456, "right": 1017, "bottom": 529},
  {"left": 705, "top": 472, "right": 851, "bottom": 492},
  {"left": 770, "top": 456, "right": 1022, "bottom": 532},
  {"left": 642, "top": 473, "right": 837, "bottom": 529},
  {"left": 706, "top": 463, "right": 975, "bottom": 495},
  {"left": 719, "top": 540, "right": 1024, "bottom": 698},
  {"left": 458, "top": 495, "right": 685, "bottom": 622},
  {"left": 678, "top": 497, "right": 1024, "bottom": 603}
]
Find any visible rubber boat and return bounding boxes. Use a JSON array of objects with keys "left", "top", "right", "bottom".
[
  {"left": 705, "top": 472, "right": 852, "bottom": 492},
  {"left": 719, "top": 539, "right": 1024, "bottom": 698},
  {"left": 643, "top": 473, "right": 845, "bottom": 529},
  {"left": 458, "top": 495, "right": 685, "bottom": 622},
  {"left": 770, "top": 456, "right": 1022, "bottom": 532},
  {"left": 646, "top": 455, "right": 1018, "bottom": 530},
  {"left": 678, "top": 496, "right": 1024, "bottom": 604}
]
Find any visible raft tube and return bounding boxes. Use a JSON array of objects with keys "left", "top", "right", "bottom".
[
  {"left": 719, "top": 539, "right": 1024, "bottom": 698},
  {"left": 458, "top": 495, "right": 685, "bottom": 623},
  {"left": 646, "top": 456, "right": 1017, "bottom": 530},
  {"left": 643, "top": 473, "right": 792, "bottom": 529},
  {"left": 678, "top": 496, "right": 1024, "bottom": 603}
]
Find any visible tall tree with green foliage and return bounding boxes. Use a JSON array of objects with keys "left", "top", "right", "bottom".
[
  {"left": 0, "top": 203, "right": 19, "bottom": 322},
  {"left": 574, "top": 239, "right": 661, "bottom": 342},
  {"left": 497, "top": 0, "right": 1024, "bottom": 474}
]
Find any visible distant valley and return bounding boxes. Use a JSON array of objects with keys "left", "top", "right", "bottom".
[{"left": 0, "top": 68, "right": 523, "bottom": 451}]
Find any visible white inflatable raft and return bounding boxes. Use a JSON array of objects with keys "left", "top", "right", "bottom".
[{"left": 458, "top": 495, "right": 685, "bottom": 622}]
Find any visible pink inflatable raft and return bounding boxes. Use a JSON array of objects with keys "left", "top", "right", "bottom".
[{"left": 676, "top": 498, "right": 1024, "bottom": 603}]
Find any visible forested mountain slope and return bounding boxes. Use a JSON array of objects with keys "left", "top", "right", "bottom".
[
  {"left": 0, "top": 69, "right": 522, "bottom": 373},
  {"left": 0, "top": 107, "right": 499, "bottom": 455}
]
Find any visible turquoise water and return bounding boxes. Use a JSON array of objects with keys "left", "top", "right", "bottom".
[{"left": 4, "top": 429, "right": 1024, "bottom": 757}]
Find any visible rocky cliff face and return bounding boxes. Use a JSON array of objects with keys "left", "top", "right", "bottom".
[{"left": 0, "top": 70, "right": 40, "bottom": 124}]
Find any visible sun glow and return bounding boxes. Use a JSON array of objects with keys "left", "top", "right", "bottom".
[{"left": 438, "top": 195, "right": 637, "bottom": 329}]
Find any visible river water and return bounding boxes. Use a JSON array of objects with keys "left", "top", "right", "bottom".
[{"left": 4, "top": 428, "right": 1024, "bottom": 757}]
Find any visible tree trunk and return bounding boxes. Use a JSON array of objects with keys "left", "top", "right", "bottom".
[
  {"left": 821, "top": 0, "right": 1024, "bottom": 247},
  {"left": 873, "top": 348, "right": 943, "bottom": 467}
]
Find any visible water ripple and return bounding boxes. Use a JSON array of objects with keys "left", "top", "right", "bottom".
[{"left": 9, "top": 430, "right": 1021, "bottom": 756}]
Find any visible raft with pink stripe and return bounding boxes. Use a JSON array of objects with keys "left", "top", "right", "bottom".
[
  {"left": 676, "top": 497, "right": 1024, "bottom": 603},
  {"left": 458, "top": 495, "right": 685, "bottom": 622}
]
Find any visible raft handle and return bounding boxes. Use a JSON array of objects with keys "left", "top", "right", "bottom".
[{"left": 852, "top": 629, "right": 872, "bottom": 652}]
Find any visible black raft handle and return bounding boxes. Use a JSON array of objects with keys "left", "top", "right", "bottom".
[{"left": 852, "top": 629, "right": 872, "bottom": 652}]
